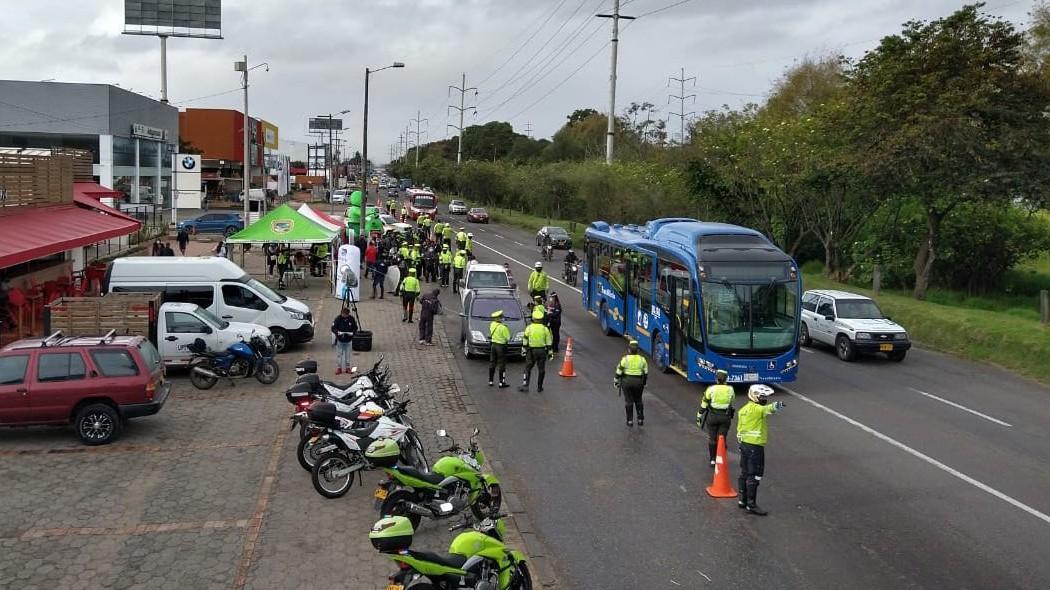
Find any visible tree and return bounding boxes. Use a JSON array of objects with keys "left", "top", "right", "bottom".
[
  {"left": 178, "top": 139, "right": 203, "bottom": 154},
  {"left": 566, "top": 108, "right": 599, "bottom": 126},
  {"left": 847, "top": 4, "right": 1050, "bottom": 299}
]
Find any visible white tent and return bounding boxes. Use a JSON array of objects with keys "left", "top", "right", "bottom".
[{"left": 297, "top": 203, "right": 344, "bottom": 233}]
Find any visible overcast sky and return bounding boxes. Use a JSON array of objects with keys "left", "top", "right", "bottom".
[{"left": 0, "top": 0, "right": 1035, "bottom": 162}]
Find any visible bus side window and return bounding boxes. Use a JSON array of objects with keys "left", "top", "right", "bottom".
[
  {"left": 598, "top": 244, "right": 611, "bottom": 282},
  {"left": 609, "top": 249, "right": 626, "bottom": 295},
  {"left": 632, "top": 254, "right": 653, "bottom": 311}
]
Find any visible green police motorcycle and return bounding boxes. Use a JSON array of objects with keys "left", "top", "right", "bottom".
[
  {"left": 369, "top": 514, "right": 532, "bottom": 590},
  {"left": 372, "top": 428, "right": 501, "bottom": 528}
]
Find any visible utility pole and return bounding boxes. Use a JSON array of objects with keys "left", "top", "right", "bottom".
[
  {"left": 448, "top": 73, "right": 478, "bottom": 164},
  {"left": 668, "top": 67, "right": 696, "bottom": 145},
  {"left": 597, "top": 1, "right": 635, "bottom": 165},
  {"left": 409, "top": 110, "right": 429, "bottom": 168}
]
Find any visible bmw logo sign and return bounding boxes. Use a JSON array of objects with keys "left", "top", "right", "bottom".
[{"left": 181, "top": 156, "right": 197, "bottom": 170}]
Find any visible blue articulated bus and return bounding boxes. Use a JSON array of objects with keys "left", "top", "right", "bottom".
[{"left": 582, "top": 218, "right": 801, "bottom": 383}]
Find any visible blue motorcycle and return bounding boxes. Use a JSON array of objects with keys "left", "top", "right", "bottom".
[{"left": 188, "top": 335, "right": 279, "bottom": 390}]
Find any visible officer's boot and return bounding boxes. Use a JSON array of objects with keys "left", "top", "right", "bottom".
[
  {"left": 488, "top": 367, "right": 495, "bottom": 387},
  {"left": 498, "top": 370, "right": 509, "bottom": 388},
  {"left": 636, "top": 403, "right": 644, "bottom": 426},
  {"left": 518, "top": 372, "right": 529, "bottom": 392},
  {"left": 745, "top": 480, "right": 768, "bottom": 516},
  {"left": 738, "top": 476, "right": 748, "bottom": 509},
  {"left": 625, "top": 403, "right": 634, "bottom": 427},
  {"left": 537, "top": 372, "right": 545, "bottom": 393},
  {"left": 709, "top": 441, "right": 719, "bottom": 468}
]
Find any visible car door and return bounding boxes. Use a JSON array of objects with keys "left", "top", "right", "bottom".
[
  {"left": 31, "top": 351, "right": 90, "bottom": 422},
  {"left": 200, "top": 214, "right": 224, "bottom": 233},
  {"left": 0, "top": 354, "right": 32, "bottom": 423},
  {"left": 814, "top": 297, "right": 836, "bottom": 345},
  {"left": 220, "top": 284, "right": 270, "bottom": 327},
  {"left": 161, "top": 311, "right": 219, "bottom": 362}
]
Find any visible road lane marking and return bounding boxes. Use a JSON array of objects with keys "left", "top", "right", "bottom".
[
  {"left": 472, "top": 239, "right": 583, "bottom": 294},
  {"left": 908, "top": 387, "right": 1013, "bottom": 427},
  {"left": 697, "top": 570, "right": 712, "bottom": 583},
  {"left": 800, "top": 347, "right": 815, "bottom": 353},
  {"left": 779, "top": 385, "right": 1050, "bottom": 526},
  {"left": 514, "top": 241, "right": 525, "bottom": 246}
]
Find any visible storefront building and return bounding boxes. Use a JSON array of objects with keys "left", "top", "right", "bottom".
[
  {"left": 179, "top": 108, "right": 274, "bottom": 199},
  {"left": 0, "top": 80, "right": 178, "bottom": 204}
]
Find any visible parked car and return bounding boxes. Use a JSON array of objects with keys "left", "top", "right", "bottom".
[
  {"left": 176, "top": 213, "right": 244, "bottom": 236},
  {"left": 448, "top": 199, "right": 468, "bottom": 215},
  {"left": 535, "top": 226, "right": 572, "bottom": 249},
  {"left": 460, "top": 289, "right": 526, "bottom": 359},
  {"left": 380, "top": 214, "right": 412, "bottom": 235},
  {"left": 0, "top": 333, "right": 170, "bottom": 445},
  {"left": 459, "top": 263, "right": 513, "bottom": 308},
  {"left": 467, "top": 207, "right": 490, "bottom": 223},
  {"left": 799, "top": 289, "right": 911, "bottom": 362},
  {"left": 331, "top": 189, "right": 350, "bottom": 204}
]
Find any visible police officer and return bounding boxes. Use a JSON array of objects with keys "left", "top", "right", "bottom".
[
  {"left": 452, "top": 249, "right": 467, "bottom": 294},
  {"left": 520, "top": 309, "right": 553, "bottom": 393},
  {"left": 696, "top": 369, "right": 736, "bottom": 468},
  {"left": 527, "top": 262, "right": 549, "bottom": 302},
  {"left": 615, "top": 340, "right": 648, "bottom": 426},
  {"left": 438, "top": 245, "right": 453, "bottom": 287},
  {"left": 736, "top": 384, "right": 785, "bottom": 516},
  {"left": 488, "top": 310, "right": 511, "bottom": 388},
  {"left": 401, "top": 268, "right": 421, "bottom": 323},
  {"left": 455, "top": 227, "right": 468, "bottom": 251},
  {"left": 442, "top": 224, "right": 454, "bottom": 248},
  {"left": 465, "top": 232, "right": 474, "bottom": 256}
]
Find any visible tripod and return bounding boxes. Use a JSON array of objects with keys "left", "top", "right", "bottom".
[{"left": 340, "top": 279, "right": 363, "bottom": 330}]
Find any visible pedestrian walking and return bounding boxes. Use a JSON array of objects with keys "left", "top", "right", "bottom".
[
  {"left": 214, "top": 238, "right": 228, "bottom": 258},
  {"left": 519, "top": 309, "right": 553, "bottom": 393},
  {"left": 372, "top": 257, "right": 388, "bottom": 299},
  {"left": 177, "top": 229, "right": 190, "bottom": 256},
  {"left": 488, "top": 310, "right": 511, "bottom": 388},
  {"left": 452, "top": 250, "right": 467, "bottom": 294},
  {"left": 527, "top": 262, "right": 548, "bottom": 302},
  {"left": 264, "top": 243, "right": 278, "bottom": 275},
  {"left": 277, "top": 249, "right": 291, "bottom": 289},
  {"left": 736, "top": 384, "right": 785, "bottom": 516},
  {"left": 614, "top": 340, "right": 648, "bottom": 427},
  {"left": 696, "top": 369, "right": 736, "bottom": 468},
  {"left": 442, "top": 224, "right": 453, "bottom": 248},
  {"left": 401, "top": 268, "right": 421, "bottom": 323},
  {"left": 418, "top": 289, "right": 442, "bottom": 345},
  {"left": 331, "top": 307, "right": 358, "bottom": 375},
  {"left": 439, "top": 244, "right": 452, "bottom": 287},
  {"left": 365, "top": 240, "right": 378, "bottom": 279},
  {"left": 546, "top": 292, "right": 563, "bottom": 353},
  {"left": 151, "top": 240, "right": 162, "bottom": 256}
]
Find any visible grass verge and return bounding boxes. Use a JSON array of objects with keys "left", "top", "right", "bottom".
[
  {"left": 803, "top": 273, "right": 1050, "bottom": 385},
  {"left": 484, "top": 207, "right": 587, "bottom": 245}
]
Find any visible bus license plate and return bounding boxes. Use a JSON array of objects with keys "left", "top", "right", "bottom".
[
  {"left": 879, "top": 344, "right": 893, "bottom": 352},
  {"left": 374, "top": 487, "right": 388, "bottom": 500},
  {"left": 744, "top": 373, "right": 758, "bottom": 381}
]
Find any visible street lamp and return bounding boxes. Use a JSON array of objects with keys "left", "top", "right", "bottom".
[
  {"left": 360, "top": 61, "right": 405, "bottom": 238},
  {"left": 235, "top": 56, "right": 269, "bottom": 223},
  {"left": 317, "top": 109, "right": 351, "bottom": 213}
]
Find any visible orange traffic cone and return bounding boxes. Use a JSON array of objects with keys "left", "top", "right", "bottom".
[
  {"left": 705, "top": 435, "right": 737, "bottom": 498},
  {"left": 558, "top": 337, "right": 577, "bottom": 377}
]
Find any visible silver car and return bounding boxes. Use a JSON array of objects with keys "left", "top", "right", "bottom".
[{"left": 448, "top": 199, "right": 468, "bottom": 215}]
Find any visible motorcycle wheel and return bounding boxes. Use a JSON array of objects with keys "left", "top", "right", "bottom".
[
  {"left": 311, "top": 452, "right": 356, "bottom": 498},
  {"left": 512, "top": 563, "right": 534, "bottom": 590},
  {"left": 380, "top": 489, "right": 422, "bottom": 529},
  {"left": 189, "top": 361, "right": 218, "bottom": 390},
  {"left": 255, "top": 359, "right": 280, "bottom": 385},
  {"left": 469, "top": 482, "right": 503, "bottom": 522},
  {"left": 296, "top": 436, "right": 326, "bottom": 471}
]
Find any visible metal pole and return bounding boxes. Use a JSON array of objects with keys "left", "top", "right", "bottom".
[
  {"left": 328, "top": 114, "right": 334, "bottom": 214},
  {"left": 360, "top": 68, "right": 369, "bottom": 239},
  {"left": 243, "top": 54, "right": 250, "bottom": 223},
  {"left": 458, "top": 73, "right": 465, "bottom": 164},
  {"left": 606, "top": 1, "right": 620, "bottom": 165},
  {"left": 415, "top": 110, "right": 421, "bottom": 168},
  {"left": 159, "top": 35, "right": 168, "bottom": 103}
]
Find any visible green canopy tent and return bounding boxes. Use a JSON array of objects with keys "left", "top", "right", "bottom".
[{"left": 226, "top": 203, "right": 339, "bottom": 246}]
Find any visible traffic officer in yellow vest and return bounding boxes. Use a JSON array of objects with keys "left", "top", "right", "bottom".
[
  {"left": 736, "top": 384, "right": 785, "bottom": 516},
  {"left": 433, "top": 221, "right": 445, "bottom": 243},
  {"left": 400, "top": 268, "right": 422, "bottom": 323},
  {"left": 465, "top": 232, "right": 474, "bottom": 256},
  {"left": 420, "top": 215, "right": 432, "bottom": 237},
  {"left": 520, "top": 309, "right": 553, "bottom": 393},
  {"left": 438, "top": 245, "right": 453, "bottom": 287},
  {"left": 400, "top": 205, "right": 409, "bottom": 222},
  {"left": 452, "top": 249, "right": 467, "bottom": 294},
  {"left": 456, "top": 228, "right": 468, "bottom": 251},
  {"left": 527, "top": 262, "right": 549, "bottom": 302},
  {"left": 697, "top": 369, "right": 736, "bottom": 468},
  {"left": 615, "top": 340, "right": 648, "bottom": 426},
  {"left": 442, "top": 224, "right": 454, "bottom": 247},
  {"left": 488, "top": 310, "right": 511, "bottom": 388},
  {"left": 398, "top": 242, "right": 410, "bottom": 261},
  {"left": 409, "top": 244, "right": 421, "bottom": 268}
]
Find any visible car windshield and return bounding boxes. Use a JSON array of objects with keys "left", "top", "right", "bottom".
[
  {"left": 195, "top": 306, "right": 230, "bottom": 330},
  {"left": 547, "top": 228, "right": 569, "bottom": 237},
  {"left": 471, "top": 298, "right": 521, "bottom": 320},
  {"left": 470, "top": 208, "right": 486, "bottom": 214},
  {"left": 246, "top": 277, "right": 287, "bottom": 303},
  {"left": 835, "top": 299, "right": 885, "bottom": 319},
  {"left": 467, "top": 271, "right": 510, "bottom": 289},
  {"left": 701, "top": 272, "right": 798, "bottom": 354},
  {"left": 451, "top": 200, "right": 464, "bottom": 206}
]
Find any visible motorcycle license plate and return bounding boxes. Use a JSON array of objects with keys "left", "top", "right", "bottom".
[
  {"left": 879, "top": 343, "right": 894, "bottom": 352},
  {"left": 374, "top": 487, "right": 388, "bottom": 500}
]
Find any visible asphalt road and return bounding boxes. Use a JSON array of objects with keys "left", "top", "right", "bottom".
[{"left": 424, "top": 215, "right": 1050, "bottom": 590}]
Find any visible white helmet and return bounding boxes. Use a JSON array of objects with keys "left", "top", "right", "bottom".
[
  {"left": 748, "top": 384, "right": 774, "bottom": 403},
  {"left": 534, "top": 261, "right": 543, "bottom": 269}
]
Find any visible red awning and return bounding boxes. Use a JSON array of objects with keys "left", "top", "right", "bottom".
[
  {"left": 0, "top": 205, "right": 142, "bottom": 270},
  {"left": 72, "top": 183, "right": 140, "bottom": 224}
]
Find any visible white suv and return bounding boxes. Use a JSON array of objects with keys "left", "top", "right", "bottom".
[{"left": 799, "top": 289, "right": 911, "bottom": 362}]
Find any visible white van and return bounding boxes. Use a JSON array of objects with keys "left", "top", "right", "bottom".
[{"left": 103, "top": 257, "right": 314, "bottom": 352}]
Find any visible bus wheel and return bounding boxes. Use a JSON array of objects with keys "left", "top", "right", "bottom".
[
  {"left": 653, "top": 331, "right": 671, "bottom": 374},
  {"left": 599, "top": 302, "right": 615, "bottom": 336}
]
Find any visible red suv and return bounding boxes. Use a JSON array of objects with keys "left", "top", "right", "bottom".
[{"left": 0, "top": 334, "right": 170, "bottom": 445}]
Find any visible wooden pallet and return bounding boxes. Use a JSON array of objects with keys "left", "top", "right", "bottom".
[
  {"left": 46, "top": 293, "right": 159, "bottom": 337},
  {"left": 0, "top": 153, "right": 74, "bottom": 213}
]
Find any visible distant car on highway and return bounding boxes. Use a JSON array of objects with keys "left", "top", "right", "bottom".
[
  {"left": 460, "top": 288, "right": 525, "bottom": 359},
  {"left": 176, "top": 212, "right": 244, "bottom": 236},
  {"left": 800, "top": 289, "right": 911, "bottom": 362},
  {"left": 467, "top": 207, "right": 489, "bottom": 223},
  {"left": 448, "top": 199, "right": 468, "bottom": 215},
  {"left": 535, "top": 226, "right": 572, "bottom": 249}
]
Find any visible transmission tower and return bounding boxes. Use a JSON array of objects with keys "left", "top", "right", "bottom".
[
  {"left": 409, "top": 110, "right": 429, "bottom": 168},
  {"left": 524, "top": 122, "right": 533, "bottom": 138},
  {"left": 668, "top": 67, "right": 696, "bottom": 145},
  {"left": 448, "top": 73, "right": 478, "bottom": 164}
]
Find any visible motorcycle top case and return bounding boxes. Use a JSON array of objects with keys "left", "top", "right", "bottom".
[
  {"left": 307, "top": 402, "right": 339, "bottom": 428},
  {"left": 352, "top": 330, "right": 373, "bottom": 352},
  {"left": 369, "top": 529, "right": 412, "bottom": 553},
  {"left": 294, "top": 359, "right": 318, "bottom": 376},
  {"left": 295, "top": 373, "right": 325, "bottom": 396},
  {"left": 285, "top": 382, "right": 314, "bottom": 404}
]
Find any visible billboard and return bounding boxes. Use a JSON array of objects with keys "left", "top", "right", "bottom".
[
  {"left": 309, "top": 117, "right": 343, "bottom": 131},
  {"left": 124, "top": 0, "right": 222, "bottom": 37},
  {"left": 262, "top": 121, "right": 279, "bottom": 150}
]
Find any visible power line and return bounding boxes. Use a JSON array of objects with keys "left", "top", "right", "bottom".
[
  {"left": 476, "top": 0, "right": 572, "bottom": 86},
  {"left": 635, "top": 0, "right": 696, "bottom": 18}
]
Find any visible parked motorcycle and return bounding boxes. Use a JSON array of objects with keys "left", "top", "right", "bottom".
[
  {"left": 563, "top": 260, "right": 579, "bottom": 287},
  {"left": 189, "top": 335, "right": 278, "bottom": 390},
  {"left": 369, "top": 514, "right": 532, "bottom": 590},
  {"left": 541, "top": 242, "right": 553, "bottom": 262},
  {"left": 291, "top": 386, "right": 407, "bottom": 471},
  {"left": 374, "top": 427, "right": 501, "bottom": 528}
]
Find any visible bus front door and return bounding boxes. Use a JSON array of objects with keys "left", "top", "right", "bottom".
[{"left": 667, "top": 274, "right": 691, "bottom": 373}]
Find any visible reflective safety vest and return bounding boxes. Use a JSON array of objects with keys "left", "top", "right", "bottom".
[
  {"left": 532, "top": 304, "right": 546, "bottom": 318},
  {"left": 398, "top": 246, "right": 410, "bottom": 259},
  {"left": 410, "top": 248, "right": 421, "bottom": 262},
  {"left": 443, "top": 227, "right": 454, "bottom": 239},
  {"left": 490, "top": 321, "right": 511, "bottom": 345},
  {"left": 736, "top": 401, "right": 777, "bottom": 446},
  {"left": 528, "top": 271, "right": 549, "bottom": 292},
  {"left": 316, "top": 244, "right": 329, "bottom": 258},
  {"left": 401, "top": 207, "right": 408, "bottom": 216},
  {"left": 439, "top": 251, "right": 452, "bottom": 265},
  {"left": 522, "top": 322, "right": 552, "bottom": 349},
  {"left": 701, "top": 384, "right": 735, "bottom": 411},
  {"left": 465, "top": 237, "right": 472, "bottom": 252},
  {"left": 277, "top": 252, "right": 289, "bottom": 265},
  {"left": 401, "top": 276, "right": 421, "bottom": 294},
  {"left": 434, "top": 223, "right": 444, "bottom": 237},
  {"left": 422, "top": 217, "right": 432, "bottom": 227},
  {"left": 456, "top": 231, "right": 468, "bottom": 243},
  {"left": 453, "top": 253, "right": 467, "bottom": 269},
  {"left": 616, "top": 354, "right": 648, "bottom": 377}
]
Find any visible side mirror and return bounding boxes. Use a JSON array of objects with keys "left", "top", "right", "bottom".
[
  {"left": 824, "top": 314, "right": 835, "bottom": 322},
  {"left": 436, "top": 429, "right": 447, "bottom": 437}
]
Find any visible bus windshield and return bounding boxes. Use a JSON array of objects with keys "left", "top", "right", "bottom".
[
  {"left": 413, "top": 194, "right": 436, "bottom": 208},
  {"left": 701, "top": 277, "right": 798, "bottom": 354}
]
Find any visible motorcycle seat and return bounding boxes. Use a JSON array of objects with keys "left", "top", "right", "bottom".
[
  {"left": 396, "top": 466, "right": 445, "bottom": 485},
  {"left": 342, "top": 424, "right": 377, "bottom": 439},
  {"left": 408, "top": 550, "right": 467, "bottom": 570}
]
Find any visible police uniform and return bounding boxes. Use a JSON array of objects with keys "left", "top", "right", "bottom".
[
  {"left": 401, "top": 269, "right": 421, "bottom": 323},
  {"left": 698, "top": 380, "right": 736, "bottom": 466},
  {"left": 452, "top": 251, "right": 467, "bottom": 294},
  {"left": 439, "top": 247, "right": 453, "bottom": 287},
  {"left": 615, "top": 346, "right": 648, "bottom": 426},
  {"left": 527, "top": 268, "right": 549, "bottom": 302},
  {"left": 736, "top": 389, "right": 783, "bottom": 515},
  {"left": 488, "top": 311, "right": 511, "bottom": 388},
  {"left": 520, "top": 312, "right": 553, "bottom": 392}
]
